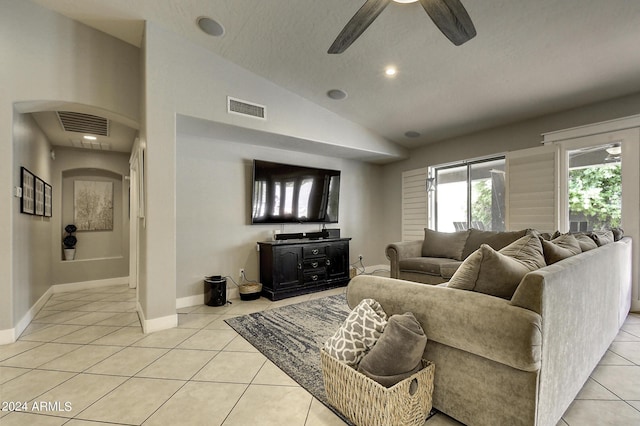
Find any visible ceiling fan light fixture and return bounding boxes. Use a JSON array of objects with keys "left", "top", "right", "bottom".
[{"left": 197, "top": 16, "right": 225, "bottom": 37}]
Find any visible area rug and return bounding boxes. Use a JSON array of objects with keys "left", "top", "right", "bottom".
[
  {"left": 225, "top": 294, "right": 350, "bottom": 417},
  {"left": 225, "top": 293, "right": 436, "bottom": 424}
]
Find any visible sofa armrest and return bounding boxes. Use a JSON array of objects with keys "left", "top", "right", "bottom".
[
  {"left": 385, "top": 240, "right": 422, "bottom": 278},
  {"left": 347, "top": 275, "right": 542, "bottom": 372}
]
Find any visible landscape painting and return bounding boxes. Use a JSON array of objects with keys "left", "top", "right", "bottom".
[{"left": 74, "top": 180, "right": 113, "bottom": 231}]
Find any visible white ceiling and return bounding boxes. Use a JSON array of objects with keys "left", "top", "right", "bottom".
[
  {"left": 31, "top": 111, "right": 138, "bottom": 153},
  {"left": 31, "top": 0, "right": 640, "bottom": 150}
]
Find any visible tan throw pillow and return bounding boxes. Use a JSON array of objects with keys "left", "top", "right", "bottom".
[
  {"left": 541, "top": 233, "right": 582, "bottom": 264},
  {"left": 421, "top": 228, "right": 470, "bottom": 261},
  {"left": 590, "top": 230, "right": 615, "bottom": 246},
  {"left": 447, "top": 235, "right": 546, "bottom": 299},
  {"left": 461, "top": 229, "right": 528, "bottom": 259},
  {"left": 574, "top": 233, "right": 598, "bottom": 252}
]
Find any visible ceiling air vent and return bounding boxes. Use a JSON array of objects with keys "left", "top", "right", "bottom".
[
  {"left": 227, "top": 97, "right": 266, "bottom": 120},
  {"left": 57, "top": 111, "right": 110, "bottom": 136}
]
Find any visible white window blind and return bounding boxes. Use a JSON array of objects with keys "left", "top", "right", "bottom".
[
  {"left": 506, "top": 146, "right": 558, "bottom": 233},
  {"left": 402, "top": 168, "right": 428, "bottom": 241}
]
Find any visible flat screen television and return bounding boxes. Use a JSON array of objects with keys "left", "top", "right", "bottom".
[{"left": 251, "top": 160, "right": 340, "bottom": 224}]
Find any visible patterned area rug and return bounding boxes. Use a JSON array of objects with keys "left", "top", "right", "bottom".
[{"left": 225, "top": 294, "right": 352, "bottom": 421}]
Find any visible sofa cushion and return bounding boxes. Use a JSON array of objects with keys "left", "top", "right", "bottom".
[
  {"left": 461, "top": 229, "right": 528, "bottom": 259},
  {"left": 358, "top": 312, "right": 427, "bottom": 387},
  {"left": 422, "top": 228, "right": 470, "bottom": 261},
  {"left": 574, "top": 233, "right": 598, "bottom": 252},
  {"left": 590, "top": 230, "right": 615, "bottom": 246},
  {"left": 399, "top": 257, "right": 463, "bottom": 279},
  {"left": 440, "top": 261, "right": 464, "bottom": 279},
  {"left": 447, "top": 235, "right": 546, "bottom": 299},
  {"left": 541, "top": 233, "right": 582, "bottom": 264},
  {"left": 324, "top": 299, "right": 387, "bottom": 367}
]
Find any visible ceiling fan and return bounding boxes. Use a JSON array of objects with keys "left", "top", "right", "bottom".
[{"left": 328, "top": 0, "right": 476, "bottom": 54}]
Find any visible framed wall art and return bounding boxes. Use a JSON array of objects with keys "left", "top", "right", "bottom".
[
  {"left": 35, "top": 177, "right": 45, "bottom": 216},
  {"left": 44, "top": 183, "right": 52, "bottom": 217},
  {"left": 20, "top": 167, "right": 35, "bottom": 215},
  {"left": 74, "top": 180, "right": 114, "bottom": 231}
]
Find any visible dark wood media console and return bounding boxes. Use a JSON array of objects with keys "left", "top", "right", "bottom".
[{"left": 258, "top": 238, "right": 351, "bottom": 301}]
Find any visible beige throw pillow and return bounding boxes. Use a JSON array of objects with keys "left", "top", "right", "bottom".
[
  {"left": 574, "top": 233, "right": 598, "bottom": 252},
  {"left": 421, "top": 228, "right": 470, "bottom": 261},
  {"left": 541, "top": 233, "right": 582, "bottom": 264},
  {"left": 461, "top": 229, "right": 528, "bottom": 259},
  {"left": 590, "top": 230, "right": 615, "bottom": 246},
  {"left": 447, "top": 235, "right": 546, "bottom": 299}
]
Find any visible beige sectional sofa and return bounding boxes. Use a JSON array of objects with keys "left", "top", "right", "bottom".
[
  {"left": 347, "top": 235, "right": 632, "bottom": 426},
  {"left": 386, "top": 228, "right": 529, "bottom": 284}
]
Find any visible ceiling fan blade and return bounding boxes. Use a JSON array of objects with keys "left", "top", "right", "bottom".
[
  {"left": 418, "top": 0, "right": 476, "bottom": 46},
  {"left": 328, "top": 0, "right": 392, "bottom": 54}
]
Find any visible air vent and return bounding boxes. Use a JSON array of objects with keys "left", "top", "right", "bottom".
[
  {"left": 227, "top": 97, "right": 266, "bottom": 120},
  {"left": 57, "top": 111, "right": 110, "bottom": 136}
]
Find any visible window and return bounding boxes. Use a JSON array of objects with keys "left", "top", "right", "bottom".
[
  {"left": 432, "top": 157, "right": 505, "bottom": 232},
  {"left": 567, "top": 143, "right": 621, "bottom": 231}
]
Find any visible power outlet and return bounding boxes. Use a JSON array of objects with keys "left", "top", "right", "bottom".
[
  {"left": 358, "top": 254, "right": 363, "bottom": 261},
  {"left": 239, "top": 268, "right": 245, "bottom": 281}
]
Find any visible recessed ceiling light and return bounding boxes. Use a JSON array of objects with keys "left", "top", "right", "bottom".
[
  {"left": 384, "top": 66, "right": 397, "bottom": 77},
  {"left": 197, "top": 16, "right": 225, "bottom": 37},
  {"left": 393, "top": 0, "right": 419, "bottom": 3},
  {"left": 327, "top": 89, "right": 348, "bottom": 100},
  {"left": 83, "top": 135, "right": 97, "bottom": 140},
  {"left": 404, "top": 131, "right": 421, "bottom": 138}
]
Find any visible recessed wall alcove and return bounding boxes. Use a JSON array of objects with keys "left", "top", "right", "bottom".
[
  {"left": 61, "top": 168, "right": 125, "bottom": 261},
  {"left": 52, "top": 149, "right": 131, "bottom": 285}
]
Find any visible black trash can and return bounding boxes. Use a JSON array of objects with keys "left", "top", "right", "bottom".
[{"left": 204, "top": 276, "right": 227, "bottom": 307}]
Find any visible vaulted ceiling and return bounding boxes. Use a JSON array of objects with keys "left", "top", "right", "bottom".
[{"left": 32, "top": 0, "right": 640, "bottom": 149}]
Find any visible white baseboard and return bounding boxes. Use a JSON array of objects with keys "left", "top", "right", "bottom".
[
  {"left": 0, "top": 328, "right": 15, "bottom": 346},
  {"left": 176, "top": 294, "right": 204, "bottom": 309},
  {"left": 176, "top": 287, "right": 240, "bottom": 309},
  {"left": 53, "top": 276, "right": 129, "bottom": 294},
  {"left": 0, "top": 276, "right": 130, "bottom": 345},
  {"left": 357, "top": 264, "right": 390, "bottom": 277},
  {"left": 0, "top": 286, "right": 54, "bottom": 345},
  {"left": 137, "top": 301, "right": 177, "bottom": 334}
]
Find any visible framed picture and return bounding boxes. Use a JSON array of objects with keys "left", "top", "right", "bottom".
[
  {"left": 20, "top": 167, "right": 35, "bottom": 215},
  {"left": 74, "top": 180, "right": 114, "bottom": 231},
  {"left": 35, "top": 177, "right": 45, "bottom": 216},
  {"left": 44, "top": 183, "right": 52, "bottom": 217}
]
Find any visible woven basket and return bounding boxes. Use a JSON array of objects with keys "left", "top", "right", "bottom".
[{"left": 320, "top": 349, "right": 434, "bottom": 426}]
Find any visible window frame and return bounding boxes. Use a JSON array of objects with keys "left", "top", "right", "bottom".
[{"left": 429, "top": 155, "right": 506, "bottom": 232}]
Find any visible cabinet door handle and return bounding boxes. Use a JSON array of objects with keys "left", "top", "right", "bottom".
[
  {"left": 311, "top": 275, "right": 318, "bottom": 281},
  {"left": 312, "top": 249, "right": 319, "bottom": 255},
  {"left": 325, "top": 259, "right": 331, "bottom": 266},
  {"left": 297, "top": 263, "right": 302, "bottom": 270},
  {"left": 311, "top": 261, "right": 318, "bottom": 268}
]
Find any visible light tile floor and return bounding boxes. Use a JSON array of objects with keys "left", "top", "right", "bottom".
[{"left": 1, "top": 285, "right": 640, "bottom": 425}]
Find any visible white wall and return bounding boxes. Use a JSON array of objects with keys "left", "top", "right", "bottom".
[
  {"left": 11, "top": 112, "right": 52, "bottom": 325},
  {"left": 176, "top": 134, "right": 386, "bottom": 301},
  {"left": 0, "top": 1, "right": 140, "bottom": 334},
  {"left": 142, "top": 21, "right": 404, "bottom": 323}
]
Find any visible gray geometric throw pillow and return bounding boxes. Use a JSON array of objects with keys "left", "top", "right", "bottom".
[{"left": 323, "top": 298, "right": 387, "bottom": 367}]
